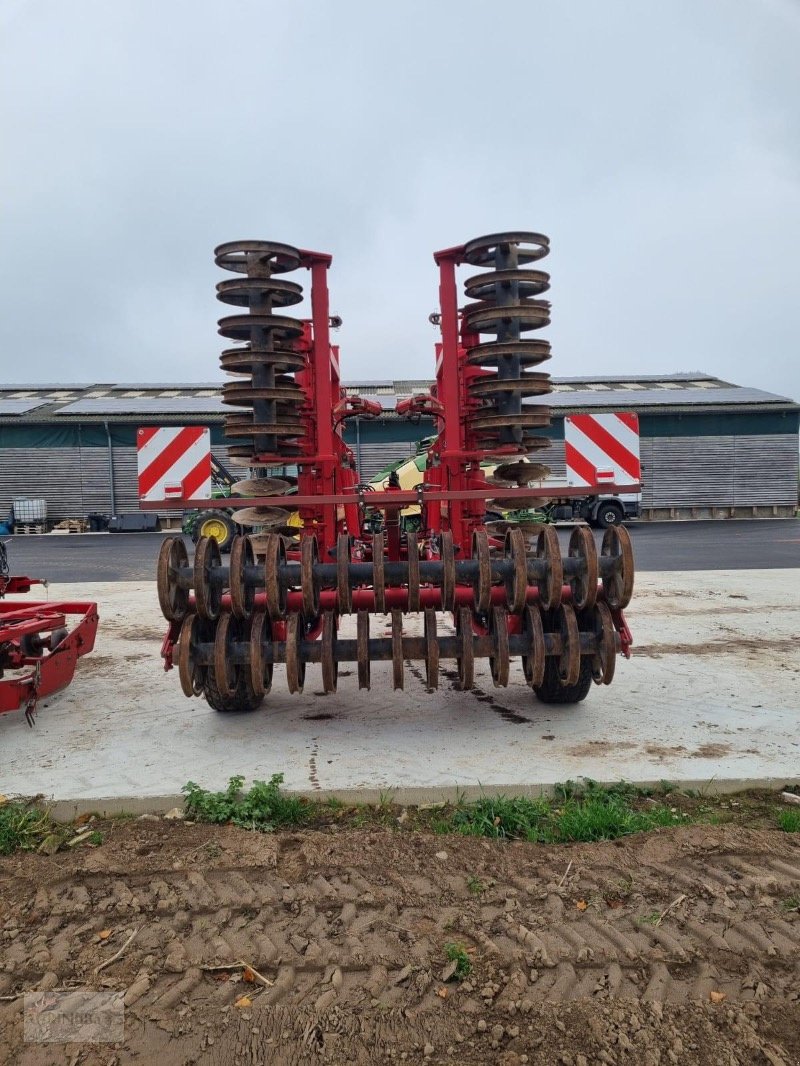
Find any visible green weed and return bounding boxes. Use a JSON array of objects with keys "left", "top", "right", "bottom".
[
  {"left": 554, "top": 795, "right": 680, "bottom": 843},
  {"left": 637, "top": 912, "right": 662, "bottom": 926},
  {"left": 0, "top": 802, "right": 52, "bottom": 854},
  {"left": 467, "top": 875, "right": 486, "bottom": 895},
  {"left": 182, "top": 774, "right": 307, "bottom": 832},
  {"left": 450, "top": 794, "right": 551, "bottom": 840},
  {"left": 780, "top": 895, "right": 800, "bottom": 912},
  {"left": 444, "top": 942, "right": 472, "bottom": 981},
  {"left": 447, "top": 788, "right": 684, "bottom": 844},
  {"left": 554, "top": 779, "right": 652, "bottom": 803},
  {"left": 778, "top": 809, "right": 800, "bottom": 833},
  {"left": 87, "top": 831, "right": 104, "bottom": 846}
]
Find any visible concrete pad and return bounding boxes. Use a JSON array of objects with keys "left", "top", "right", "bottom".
[{"left": 1, "top": 570, "right": 798, "bottom": 812}]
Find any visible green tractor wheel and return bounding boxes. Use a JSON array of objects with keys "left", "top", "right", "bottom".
[{"left": 191, "top": 510, "right": 237, "bottom": 553}]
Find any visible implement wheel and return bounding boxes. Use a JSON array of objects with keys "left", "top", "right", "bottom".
[
  {"left": 204, "top": 616, "right": 263, "bottom": 713},
  {"left": 534, "top": 604, "right": 589, "bottom": 704},
  {"left": 533, "top": 657, "right": 593, "bottom": 705},
  {"left": 204, "top": 667, "right": 264, "bottom": 713}
]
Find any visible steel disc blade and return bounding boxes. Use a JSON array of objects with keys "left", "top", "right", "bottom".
[
  {"left": 231, "top": 506, "right": 290, "bottom": 527},
  {"left": 492, "top": 461, "right": 551, "bottom": 485},
  {"left": 231, "top": 477, "right": 291, "bottom": 496}
]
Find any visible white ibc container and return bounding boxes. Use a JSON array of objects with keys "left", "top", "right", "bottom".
[{"left": 13, "top": 498, "right": 47, "bottom": 523}]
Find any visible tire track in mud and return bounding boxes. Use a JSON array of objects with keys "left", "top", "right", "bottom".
[{"left": 2, "top": 829, "right": 800, "bottom": 1023}]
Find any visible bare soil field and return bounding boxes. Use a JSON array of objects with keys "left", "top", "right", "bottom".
[{"left": 2, "top": 820, "right": 800, "bottom": 1065}]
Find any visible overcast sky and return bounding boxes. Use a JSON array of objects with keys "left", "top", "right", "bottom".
[{"left": 1, "top": 0, "right": 798, "bottom": 400}]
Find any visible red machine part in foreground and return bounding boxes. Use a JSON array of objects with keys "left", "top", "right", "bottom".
[
  {"left": 0, "top": 561, "right": 98, "bottom": 724},
  {"left": 151, "top": 233, "right": 636, "bottom": 711}
]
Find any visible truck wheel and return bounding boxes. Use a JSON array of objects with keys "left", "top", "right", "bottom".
[
  {"left": 596, "top": 503, "right": 624, "bottom": 529},
  {"left": 533, "top": 657, "right": 593, "bottom": 705},
  {"left": 193, "top": 510, "right": 236, "bottom": 553}
]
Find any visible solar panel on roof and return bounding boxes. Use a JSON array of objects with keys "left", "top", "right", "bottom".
[
  {"left": 54, "top": 397, "right": 227, "bottom": 416},
  {"left": 525, "top": 387, "right": 793, "bottom": 409},
  {"left": 0, "top": 399, "right": 49, "bottom": 415}
]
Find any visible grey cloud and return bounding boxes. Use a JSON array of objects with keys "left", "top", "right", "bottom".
[{"left": 0, "top": 0, "right": 798, "bottom": 401}]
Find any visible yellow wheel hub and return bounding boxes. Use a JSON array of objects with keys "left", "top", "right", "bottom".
[{"left": 199, "top": 518, "right": 228, "bottom": 543}]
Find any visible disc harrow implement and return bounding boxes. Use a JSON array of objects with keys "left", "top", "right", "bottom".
[
  {"left": 154, "top": 232, "right": 636, "bottom": 712},
  {"left": 0, "top": 542, "right": 98, "bottom": 723}
]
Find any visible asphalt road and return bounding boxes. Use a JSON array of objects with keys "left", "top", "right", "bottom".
[{"left": 3, "top": 519, "right": 798, "bottom": 582}]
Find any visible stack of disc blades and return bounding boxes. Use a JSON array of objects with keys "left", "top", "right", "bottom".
[
  {"left": 215, "top": 240, "right": 308, "bottom": 464},
  {"left": 462, "top": 231, "right": 554, "bottom": 501},
  {"left": 229, "top": 477, "right": 294, "bottom": 533},
  {"left": 488, "top": 460, "right": 552, "bottom": 509}
]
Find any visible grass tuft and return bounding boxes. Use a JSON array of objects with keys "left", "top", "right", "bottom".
[
  {"left": 182, "top": 774, "right": 307, "bottom": 832},
  {"left": 778, "top": 809, "right": 800, "bottom": 833},
  {"left": 0, "top": 802, "right": 53, "bottom": 854},
  {"left": 637, "top": 911, "right": 662, "bottom": 926},
  {"left": 444, "top": 942, "right": 472, "bottom": 980},
  {"left": 448, "top": 785, "right": 684, "bottom": 844}
]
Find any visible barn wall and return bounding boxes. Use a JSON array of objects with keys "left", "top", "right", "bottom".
[
  {"left": 0, "top": 408, "right": 797, "bottom": 525},
  {"left": 0, "top": 441, "right": 236, "bottom": 525}
]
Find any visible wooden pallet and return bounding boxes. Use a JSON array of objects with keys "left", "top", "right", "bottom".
[
  {"left": 14, "top": 523, "right": 47, "bottom": 535},
  {"left": 53, "top": 519, "right": 89, "bottom": 534}
]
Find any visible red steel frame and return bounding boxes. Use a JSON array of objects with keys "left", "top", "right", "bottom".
[
  {"left": 272, "top": 250, "right": 378, "bottom": 559},
  {"left": 0, "top": 575, "right": 98, "bottom": 719},
  {"left": 141, "top": 243, "right": 638, "bottom": 557}
]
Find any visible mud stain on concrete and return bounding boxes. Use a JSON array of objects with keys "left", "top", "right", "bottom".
[
  {"left": 566, "top": 740, "right": 637, "bottom": 757},
  {"left": 308, "top": 737, "right": 321, "bottom": 790},
  {"left": 635, "top": 637, "right": 796, "bottom": 658},
  {"left": 471, "top": 690, "right": 531, "bottom": 726},
  {"left": 691, "top": 743, "right": 733, "bottom": 759},
  {"left": 645, "top": 744, "right": 688, "bottom": 758}
]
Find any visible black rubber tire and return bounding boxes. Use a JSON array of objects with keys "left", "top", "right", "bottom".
[
  {"left": 595, "top": 503, "right": 624, "bottom": 529},
  {"left": 49, "top": 627, "right": 69, "bottom": 650},
  {"left": 533, "top": 656, "right": 593, "bottom": 705},
  {"left": 192, "top": 510, "right": 237, "bottom": 553},
  {"left": 19, "top": 632, "right": 44, "bottom": 658},
  {"left": 203, "top": 663, "right": 264, "bottom": 713}
]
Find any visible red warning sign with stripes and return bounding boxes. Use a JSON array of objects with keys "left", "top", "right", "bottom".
[
  {"left": 565, "top": 413, "right": 640, "bottom": 488},
  {"left": 137, "top": 426, "right": 212, "bottom": 503}
]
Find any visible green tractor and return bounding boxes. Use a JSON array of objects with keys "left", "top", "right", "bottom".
[{"left": 181, "top": 454, "right": 239, "bottom": 552}]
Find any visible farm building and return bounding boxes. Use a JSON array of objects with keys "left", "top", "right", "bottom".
[{"left": 0, "top": 373, "right": 797, "bottom": 526}]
